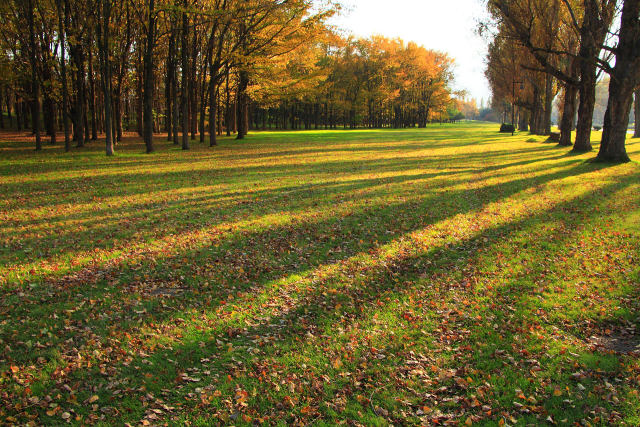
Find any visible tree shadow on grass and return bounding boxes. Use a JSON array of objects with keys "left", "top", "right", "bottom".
[
  {"left": 0, "top": 155, "right": 596, "bottom": 296},
  {"left": 0, "top": 152, "right": 633, "bottom": 424},
  {"left": 0, "top": 145, "right": 578, "bottom": 286},
  {"left": 460, "top": 179, "right": 640, "bottom": 425},
  {"left": 33, "top": 169, "right": 636, "bottom": 425}
]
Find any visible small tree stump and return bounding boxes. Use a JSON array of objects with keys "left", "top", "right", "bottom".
[{"left": 548, "top": 132, "right": 560, "bottom": 142}]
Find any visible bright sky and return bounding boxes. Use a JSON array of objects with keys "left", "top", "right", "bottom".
[{"left": 328, "top": 0, "right": 492, "bottom": 103}]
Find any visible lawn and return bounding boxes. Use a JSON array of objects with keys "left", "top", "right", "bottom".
[{"left": 1, "top": 122, "right": 639, "bottom": 426}]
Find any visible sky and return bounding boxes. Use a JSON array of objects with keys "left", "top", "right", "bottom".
[{"left": 327, "top": 0, "right": 492, "bottom": 103}]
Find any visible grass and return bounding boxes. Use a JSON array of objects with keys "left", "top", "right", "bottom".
[{"left": 1, "top": 122, "right": 639, "bottom": 425}]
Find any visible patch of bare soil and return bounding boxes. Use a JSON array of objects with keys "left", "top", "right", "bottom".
[{"left": 589, "top": 325, "right": 639, "bottom": 355}]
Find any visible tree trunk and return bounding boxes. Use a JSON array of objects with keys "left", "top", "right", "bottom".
[
  {"left": 209, "top": 76, "right": 217, "bottom": 147},
  {"left": 16, "top": 99, "right": 22, "bottom": 131},
  {"left": 143, "top": 0, "right": 156, "bottom": 153},
  {"left": 43, "top": 96, "right": 56, "bottom": 144},
  {"left": 518, "top": 110, "right": 529, "bottom": 132},
  {"left": 72, "top": 49, "right": 86, "bottom": 147},
  {"left": 136, "top": 48, "right": 143, "bottom": 136},
  {"left": 199, "top": 63, "right": 207, "bottom": 143},
  {"left": 190, "top": 32, "right": 198, "bottom": 141},
  {"left": 543, "top": 74, "right": 553, "bottom": 135},
  {"left": 26, "top": 0, "right": 42, "bottom": 151},
  {"left": 114, "top": 97, "right": 122, "bottom": 142},
  {"left": 166, "top": 29, "right": 175, "bottom": 141},
  {"left": 83, "top": 95, "right": 90, "bottom": 142},
  {"left": 56, "top": 0, "right": 71, "bottom": 152},
  {"left": 236, "top": 70, "right": 249, "bottom": 140},
  {"left": 88, "top": 41, "right": 98, "bottom": 140},
  {"left": 98, "top": 0, "right": 114, "bottom": 156},
  {"left": 6, "top": 92, "right": 13, "bottom": 128},
  {"left": 172, "top": 55, "right": 179, "bottom": 145},
  {"left": 573, "top": 66, "right": 596, "bottom": 152},
  {"left": 597, "top": 81, "right": 633, "bottom": 162},
  {"left": 572, "top": 1, "right": 612, "bottom": 153},
  {"left": 530, "top": 86, "right": 542, "bottom": 134},
  {"left": 181, "top": 4, "right": 190, "bottom": 150},
  {"left": 559, "top": 84, "right": 577, "bottom": 146},
  {"left": 596, "top": 0, "right": 639, "bottom": 162}
]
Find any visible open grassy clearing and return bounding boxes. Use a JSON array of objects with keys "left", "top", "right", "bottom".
[{"left": 1, "top": 122, "right": 639, "bottom": 425}]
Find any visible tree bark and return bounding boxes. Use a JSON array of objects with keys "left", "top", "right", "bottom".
[
  {"left": 181, "top": 3, "right": 190, "bottom": 150},
  {"left": 559, "top": 57, "right": 580, "bottom": 146},
  {"left": 26, "top": 0, "right": 42, "bottom": 151},
  {"left": 70, "top": 40, "right": 86, "bottom": 147},
  {"left": 16, "top": 99, "right": 22, "bottom": 131},
  {"left": 572, "top": 1, "right": 614, "bottom": 152},
  {"left": 225, "top": 67, "right": 232, "bottom": 136},
  {"left": 143, "top": 0, "right": 156, "bottom": 153},
  {"left": 6, "top": 91, "right": 13, "bottom": 128},
  {"left": 573, "top": 65, "right": 596, "bottom": 152},
  {"left": 88, "top": 39, "right": 98, "bottom": 140},
  {"left": 597, "top": 0, "right": 639, "bottom": 162},
  {"left": 236, "top": 70, "right": 249, "bottom": 140},
  {"left": 190, "top": 31, "right": 198, "bottom": 141},
  {"left": 166, "top": 29, "right": 175, "bottom": 141},
  {"left": 597, "top": 81, "right": 633, "bottom": 162},
  {"left": 518, "top": 110, "right": 529, "bottom": 132},
  {"left": 209, "top": 76, "right": 217, "bottom": 147},
  {"left": 542, "top": 74, "right": 553, "bottom": 135},
  {"left": 97, "top": 0, "right": 114, "bottom": 156},
  {"left": 559, "top": 84, "right": 577, "bottom": 146},
  {"left": 172, "top": 52, "right": 179, "bottom": 145},
  {"left": 136, "top": 48, "right": 143, "bottom": 136}
]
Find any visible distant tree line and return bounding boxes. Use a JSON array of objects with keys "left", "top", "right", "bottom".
[
  {"left": 484, "top": 0, "right": 640, "bottom": 162},
  {"left": 0, "top": 0, "right": 471, "bottom": 156}
]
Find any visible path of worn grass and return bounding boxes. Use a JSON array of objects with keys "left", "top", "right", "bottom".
[{"left": 1, "top": 123, "right": 639, "bottom": 425}]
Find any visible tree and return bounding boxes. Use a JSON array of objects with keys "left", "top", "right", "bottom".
[
  {"left": 25, "top": 0, "right": 42, "bottom": 151},
  {"left": 487, "top": 0, "right": 617, "bottom": 150},
  {"left": 96, "top": 0, "right": 114, "bottom": 156},
  {"left": 143, "top": 0, "right": 157, "bottom": 153},
  {"left": 597, "top": 0, "right": 640, "bottom": 162},
  {"left": 180, "top": 0, "right": 189, "bottom": 150}
]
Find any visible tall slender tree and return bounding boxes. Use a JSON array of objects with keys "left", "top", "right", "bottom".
[
  {"left": 25, "top": 0, "right": 42, "bottom": 151},
  {"left": 181, "top": 0, "right": 190, "bottom": 150},
  {"left": 96, "top": 0, "right": 114, "bottom": 155},
  {"left": 142, "top": 0, "right": 157, "bottom": 153}
]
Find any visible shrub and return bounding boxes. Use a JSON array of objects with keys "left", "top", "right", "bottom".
[{"left": 500, "top": 123, "right": 515, "bottom": 133}]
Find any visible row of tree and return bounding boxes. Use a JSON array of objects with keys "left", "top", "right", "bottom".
[
  {"left": 484, "top": 0, "right": 640, "bottom": 162},
  {"left": 0, "top": 0, "right": 467, "bottom": 156}
]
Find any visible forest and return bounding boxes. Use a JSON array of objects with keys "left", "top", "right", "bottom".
[
  {"left": 0, "top": 0, "right": 476, "bottom": 156},
  {"left": 484, "top": 0, "right": 640, "bottom": 162}
]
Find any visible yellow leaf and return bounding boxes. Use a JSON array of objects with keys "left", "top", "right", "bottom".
[{"left": 88, "top": 395, "right": 99, "bottom": 403}]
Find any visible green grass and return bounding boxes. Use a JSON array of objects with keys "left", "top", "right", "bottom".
[{"left": 1, "top": 122, "right": 639, "bottom": 425}]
